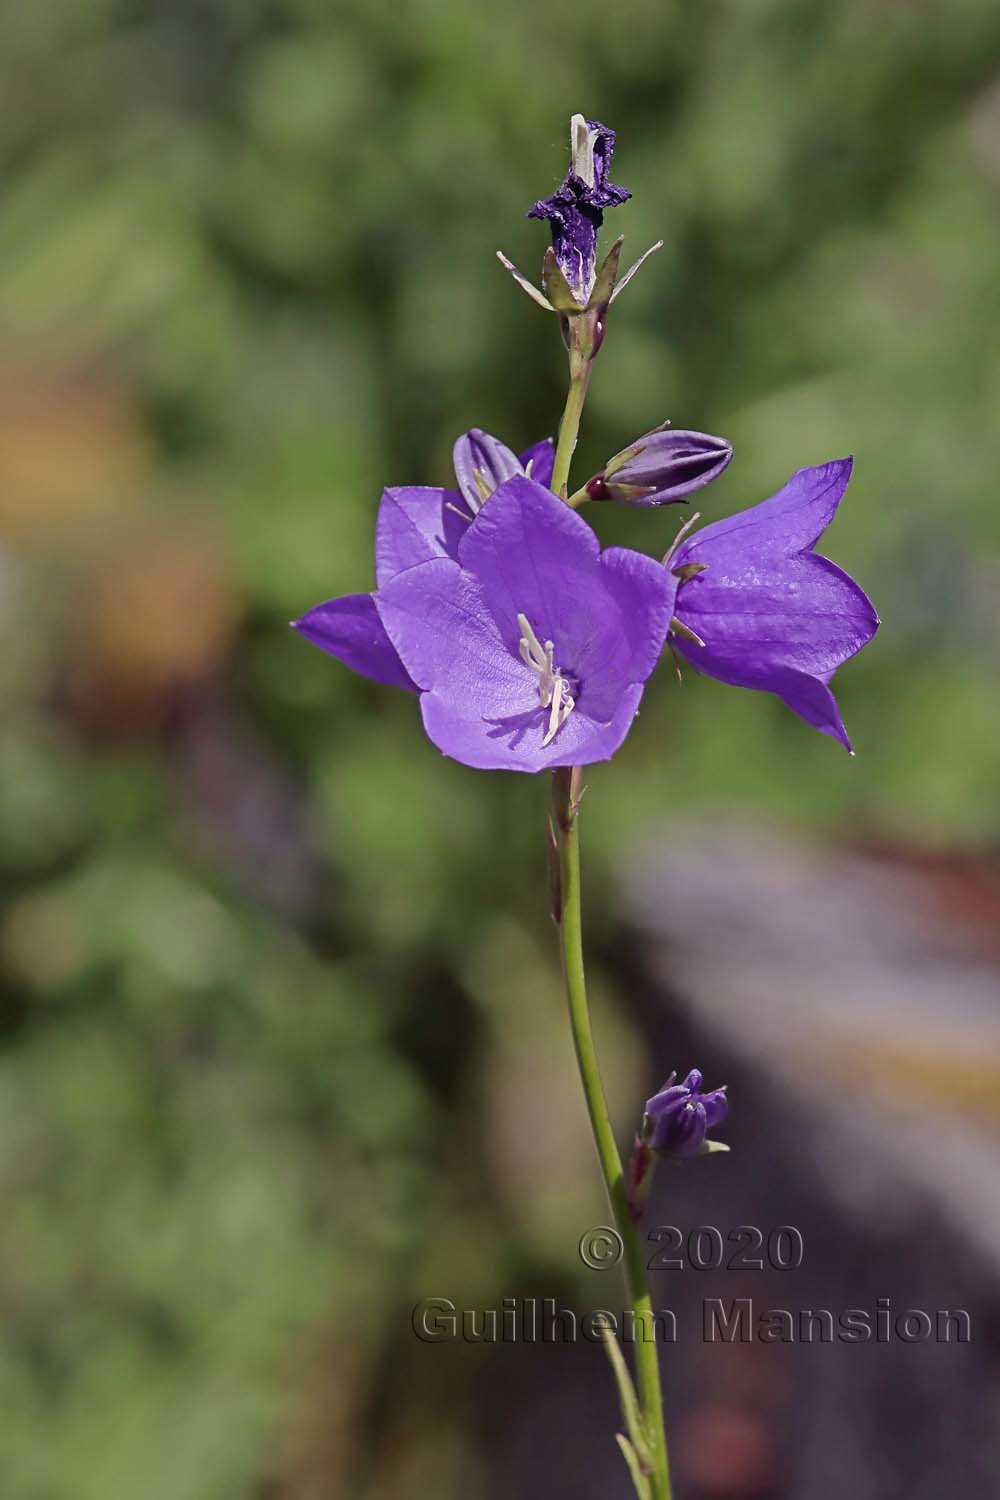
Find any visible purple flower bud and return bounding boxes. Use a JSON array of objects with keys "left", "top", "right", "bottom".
[
  {"left": 589, "top": 427, "right": 733, "bottom": 506},
  {"left": 528, "top": 115, "right": 630, "bottom": 306},
  {"left": 453, "top": 429, "right": 524, "bottom": 512},
  {"left": 644, "top": 1069, "right": 728, "bottom": 1157}
]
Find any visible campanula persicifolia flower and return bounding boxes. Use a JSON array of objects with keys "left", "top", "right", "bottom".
[
  {"left": 586, "top": 426, "right": 733, "bottom": 506},
  {"left": 373, "top": 476, "right": 674, "bottom": 771},
  {"left": 294, "top": 429, "right": 552, "bottom": 692},
  {"left": 528, "top": 115, "right": 631, "bottom": 306},
  {"left": 644, "top": 1069, "right": 728, "bottom": 1157},
  {"left": 668, "top": 458, "right": 879, "bottom": 752}
]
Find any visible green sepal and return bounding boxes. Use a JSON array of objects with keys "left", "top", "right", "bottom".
[
  {"left": 669, "top": 617, "right": 706, "bottom": 648},
  {"left": 610, "top": 239, "right": 664, "bottom": 303},
  {"left": 603, "top": 481, "right": 660, "bottom": 503},
  {"left": 589, "top": 235, "right": 624, "bottom": 309},
  {"left": 616, "top": 1435, "right": 654, "bottom": 1500},
  {"left": 604, "top": 421, "right": 670, "bottom": 478},
  {"left": 495, "top": 251, "right": 554, "bottom": 312},
  {"left": 598, "top": 1317, "right": 654, "bottom": 1475},
  {"left": 671, "top": 562, "right": 709, "bottom": 583},
  {"left": 542, "top": 247, "right": 583, "bottom": 313},
  {"left": 603, "top": 441, "right": 647, "bottom": 480}
]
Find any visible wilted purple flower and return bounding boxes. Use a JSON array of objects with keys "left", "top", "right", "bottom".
[
  {"left": 669, "top": 458, "right": 879, "bottom": 752},
  {"left": 587, "top": 426, "right": 733, "bottom": 506},
  {"left": 294, "top": 429, "right": 552, "bottom": 691},
  {"left": 644, "top": 1069, "right": 728, "bottom": 1157},
  {"left": 528, "top": 114, "right": 630, "bottom": 306},
  {"left": 373, "top": 476, "right": 673, "bottom": 772}
]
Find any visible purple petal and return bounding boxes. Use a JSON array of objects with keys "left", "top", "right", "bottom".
[
  {"left": 294, "top": 593, "right": 417, "bottom": 692},
  {"left": 765, "top": 669, "right": 852, "bottom": 749},
  {"left": 457, "top": 475, "right": 602, "bottom": 656},
  {"left": 649, "top": 1102, "right": 707, "bottom": 1156},
  {"left": 645, "top": 1084, "right": 690, "bottom": 1117},
  {"left": 375, "top": 550, "right": 651, "bottom": 771},
  {"left": 675, "top": 552, "right": 877, "bottom": 682},
  {"left": 700, "top": 1091, "right": 729, "bottom": 1129},
  {"left": 375, "top": 486, "right": 467, "bottom": 587},
  {"left": 420, "top": 679, "right": 646, "bottom": 772},
  {"left": 672, "top": 458, "right": 878, "bottom": 750},
  {"left": 452, "top": 429, "right": 524, "bottom": 513},
  {"left": 374, "top": 558, "right": 527, "bottom": 708},
  {"left": 519, "top": 438, "right": 555, "bottom": 490},
  {"left": 678, "top": 458, "right": 854, "bottom": 558},
  {"left": 374, "top": 479, "right": 672, "bottom": 773},
  {"left": 576, "top": 546, "right": 675, "bottom": 720}
]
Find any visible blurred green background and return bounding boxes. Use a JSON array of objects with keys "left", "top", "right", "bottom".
[{"left": 1, "top": 1, "right": 998, "bottom": 1496}]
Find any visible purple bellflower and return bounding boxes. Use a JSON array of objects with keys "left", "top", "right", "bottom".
[
  {"left": 294, "top": 429, "right": 553, "bottom": 695},
  {"left": 644, "top": 1069, "right": 728, "bottom": 1157},
  {"left": 586, "top": 425, "right": 734, "bottom": 506},
  {"left": 667, "top": 458, "right": 879, "bottom": 752},
  {"left": 373, "top": 477, "right": 674, "bottom": 772},
  {"left": 528, "top": 115, "right": 631, "bottom": 306}
]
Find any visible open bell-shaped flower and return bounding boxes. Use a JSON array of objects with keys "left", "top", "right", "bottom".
[
  {"left": 295, "top": 454, "right": 674, "bottom": 772},
  {"left": 371, "top": 476, "right": 673, "bottom": 772}
]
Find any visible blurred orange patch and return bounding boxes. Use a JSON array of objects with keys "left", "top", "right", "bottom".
[
  {"left": 69, "top": 530, "right": 239, "bottom": 734},
  {"left": 0, "top": 362, "right": 145, "bottom": 544}
]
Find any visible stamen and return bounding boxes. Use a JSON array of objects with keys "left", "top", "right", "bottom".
[
  {"left": 545, "top": 676, "right": 562, "bottom": 743},
  {"left": 517, "top": 612, "right": 576, "bottom": 744}
]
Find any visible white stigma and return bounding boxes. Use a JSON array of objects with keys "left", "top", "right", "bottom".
[{"left": 517, "top": 612, "right": 576, "bottom": 746}]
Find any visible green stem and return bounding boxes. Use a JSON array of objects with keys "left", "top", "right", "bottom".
[
  {"left": 550, "top": 769, "right": 672, "bottom": 1500},
  {"left": 547, "top": 344, "right": 672, "bottom": 1500},
  {"left": 551, "top": 361, "right": 592, "bottom": 498}
]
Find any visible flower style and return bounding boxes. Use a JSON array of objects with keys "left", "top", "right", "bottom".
[
  {"left": 294, "top": 429, "right": 552, "bottom": 692},
  {"left": 528, "top": 115, "right": 631, "bottom": 305},
  {"left": 373, "top": 476, "right": 673, "bottom": 771},
  {"left": 586, "top": 426, "right": 733, "bottom": 506},
  {"left": 644, "top": 1069, "right": 728, "bottom": 1157},
  {"left": 668, "top": 459, "right": 879, "bottom": 751}
]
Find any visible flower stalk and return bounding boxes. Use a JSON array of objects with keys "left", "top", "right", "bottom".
[
  {"left": 550, "top": 306, "right": 673, "bottom": 1498},
  {"left": 551, "top": 365, "right": 591, "bottom": 499},
  {"left": 549, "top": 766, "right": 672, "bottom": 1500}
]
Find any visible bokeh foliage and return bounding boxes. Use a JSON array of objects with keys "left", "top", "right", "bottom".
[{"left": 0, "top": 0, "right": 998, "bottom": 1494}]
